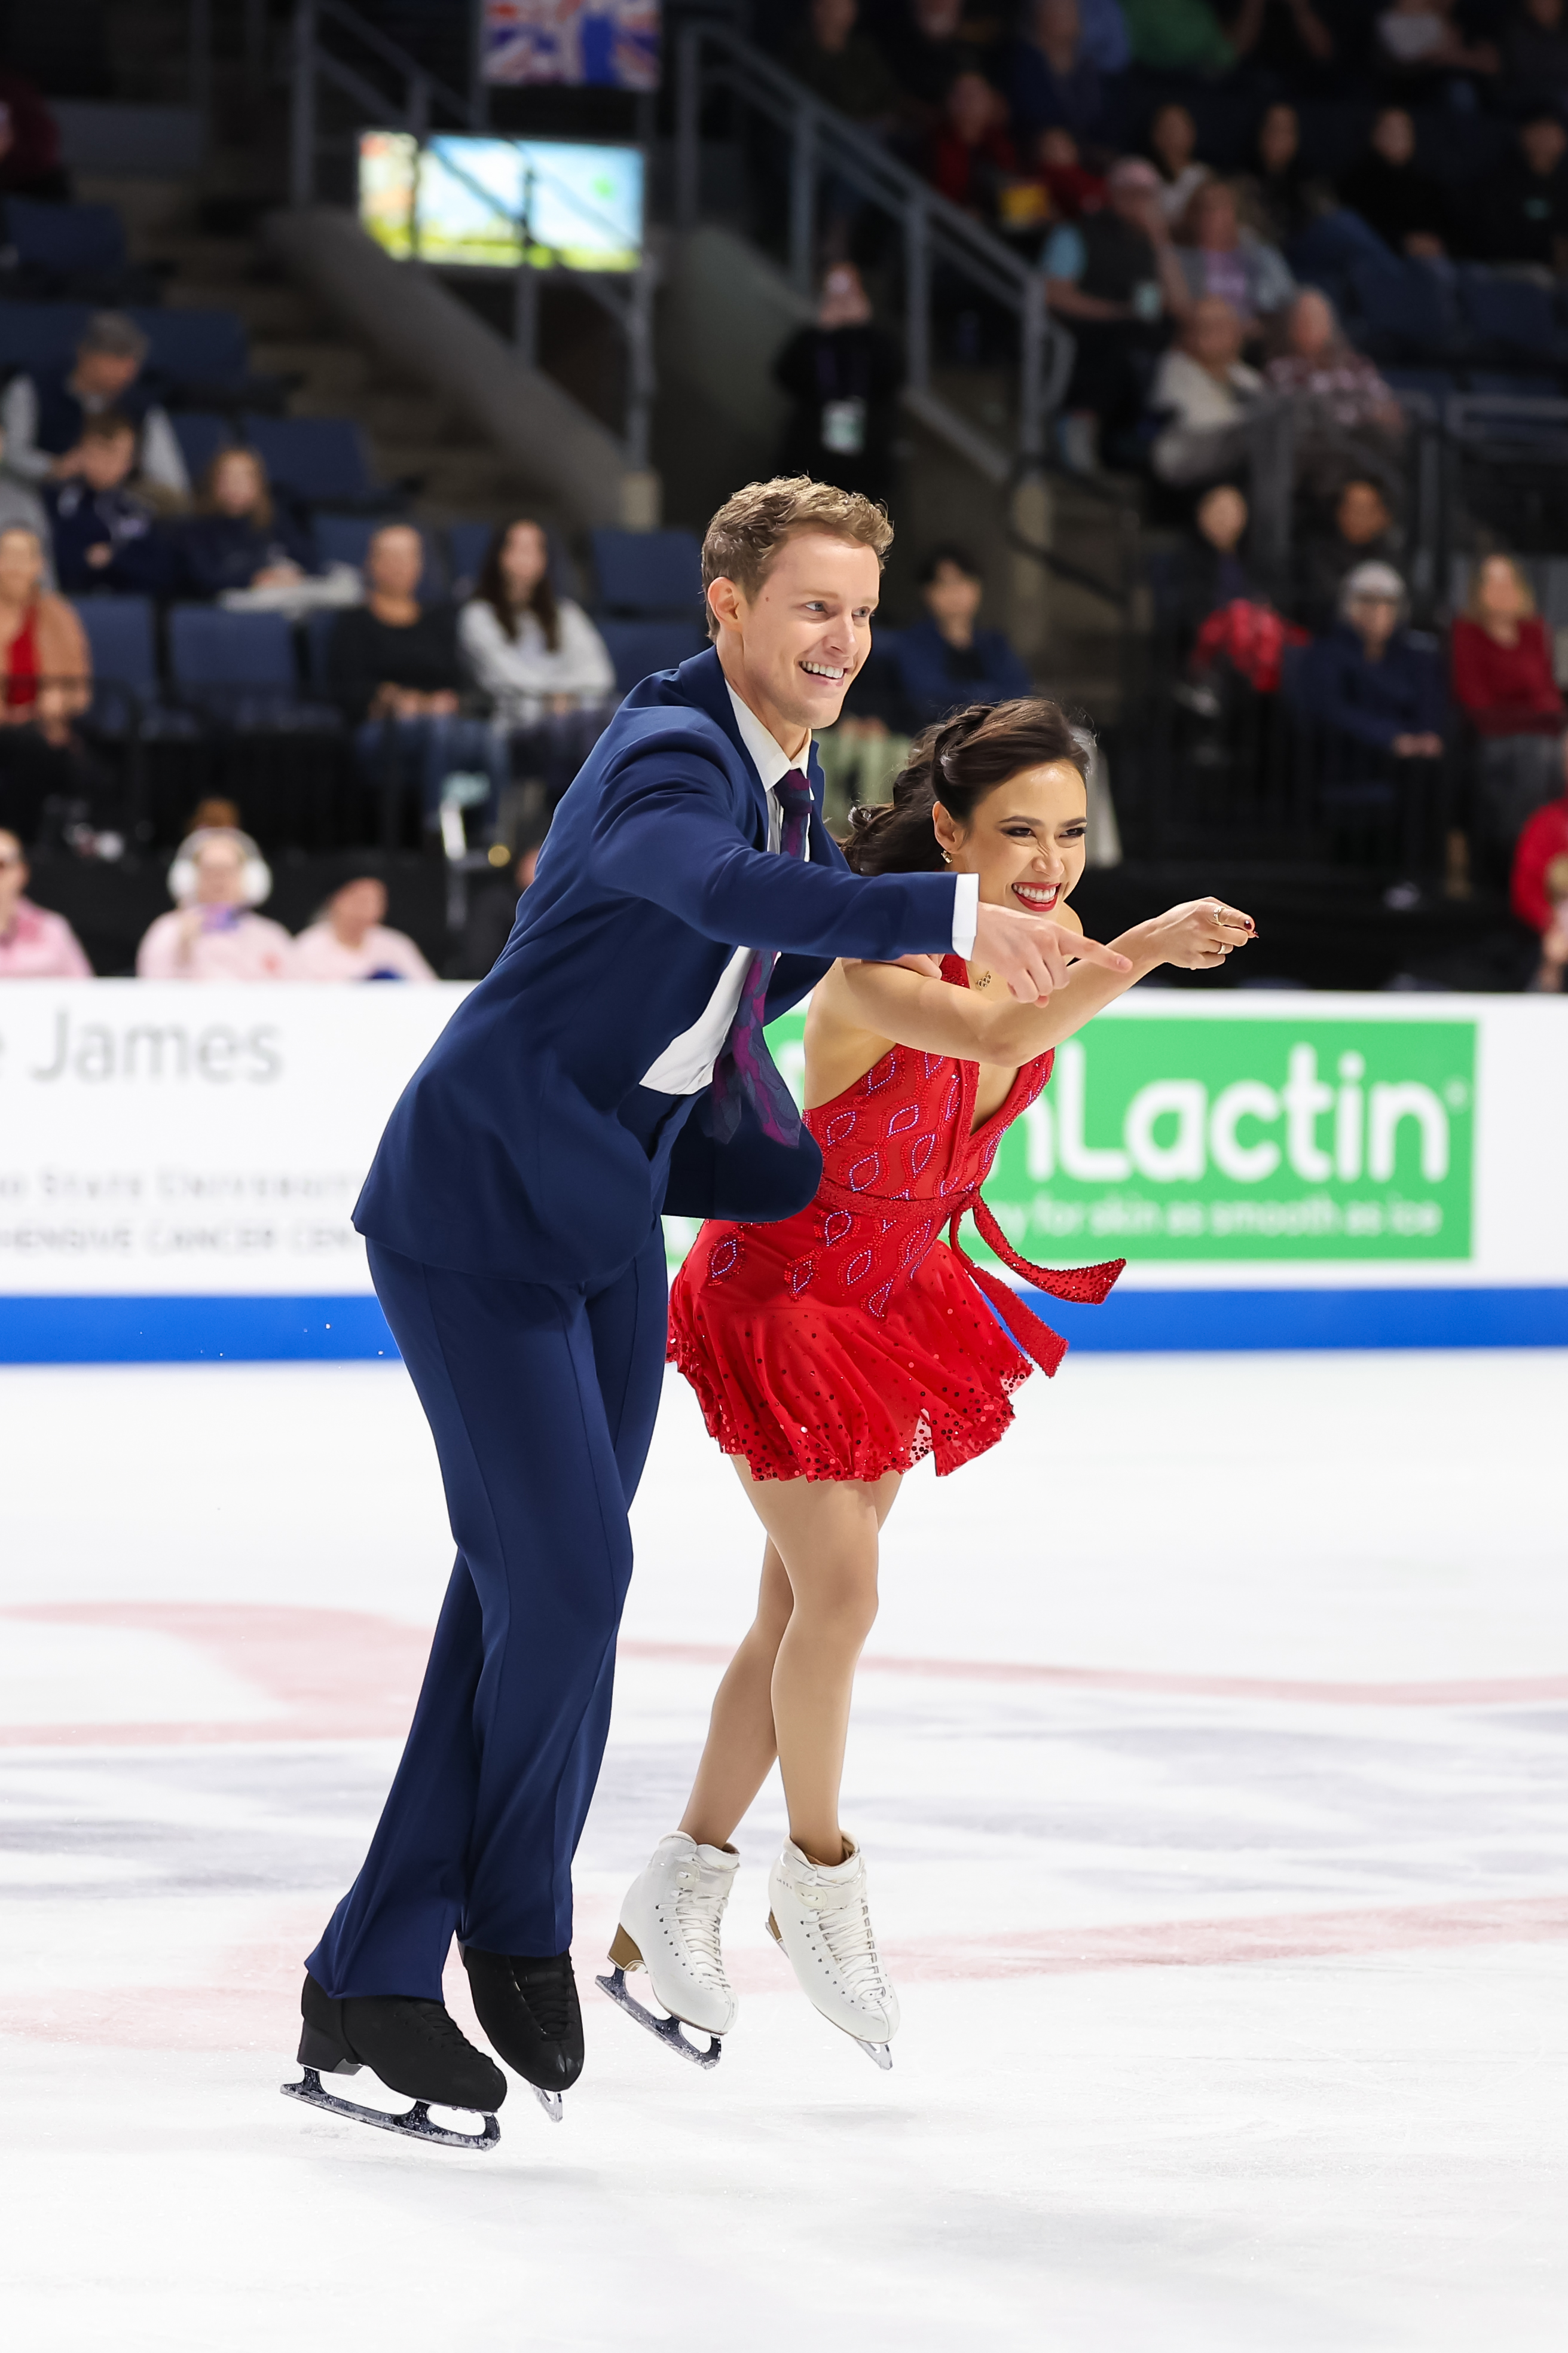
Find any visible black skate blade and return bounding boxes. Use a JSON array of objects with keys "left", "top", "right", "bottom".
[
  {"left": 531, "top": 2085, "right": 564, "bottom": 2123},
  {"left": 853, "top": 2036, "right": 894, "bottom": 2071},
  {"left": 594, "top": 1967, "right": 722, "bottom": 2070},
  {"left": 281, "top": 2067, "right": 500, "bottom": 2150}
]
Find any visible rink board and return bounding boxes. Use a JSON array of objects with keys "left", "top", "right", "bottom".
[{"left": 0, "top": 982, "right": 1563, "bottom": 1359}]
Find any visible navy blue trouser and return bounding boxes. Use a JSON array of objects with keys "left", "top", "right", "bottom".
[{"left": 307, "top": 1223, "right": 668, "bottom": 2000}]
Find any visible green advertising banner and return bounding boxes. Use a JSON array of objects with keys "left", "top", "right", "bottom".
[{"left": 750, "top": 1012, "right": 1476, "bottom": 1265}]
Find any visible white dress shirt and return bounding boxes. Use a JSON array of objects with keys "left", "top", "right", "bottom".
[{"left": 641, "top": 683, "right": 976, "bottom": 1095}]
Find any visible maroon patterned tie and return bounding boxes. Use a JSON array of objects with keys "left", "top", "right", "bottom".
[{"left": 706, "top": 767, "right": 814, "bottom": 1146}]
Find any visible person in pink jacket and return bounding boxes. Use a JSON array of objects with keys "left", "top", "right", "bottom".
[
  {"left": 0, "top": 825, "right": 93, "bottom": 975},
  {"left": 135, "top": 826, "right": 293, "bottom": 981},
  {"left": 289, "top": 872, "right": 436, "bottom": 982}
]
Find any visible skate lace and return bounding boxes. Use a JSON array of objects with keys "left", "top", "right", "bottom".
[
  {"left": 811, "top": 1886, "right": 891, "bottom": 2006},
  {"left": 672, "top": 1864, "right": 730, "bottom": 1986},
  {"left": 514, "top": 1955, "right": 577, "bottom": 2041}
]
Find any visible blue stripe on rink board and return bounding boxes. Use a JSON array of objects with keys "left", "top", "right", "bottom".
[{"left": 1, "top": 1289, "right": 1566, "bottom": 1363}]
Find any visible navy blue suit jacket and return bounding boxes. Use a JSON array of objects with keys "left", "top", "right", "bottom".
[{"left": 354, "top": 647, "right": 961, "bottom": 1284}]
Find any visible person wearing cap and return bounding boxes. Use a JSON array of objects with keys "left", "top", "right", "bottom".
[
  {"left": 135, "top": 826, "right": 293, "bottom": 981},
  {"left": 1041, "top": 154, "right": 1191, "bottom": 472},
  {"left": 0, "top": 827, "right": 92, "bottom": 976},
  {"left": 0, "top": 310, "right": 189, "bottom": 503},
  {"left": 289, "top": 871, "right": 436, "bottom": 983},
  {"left": 1292, "top": 561, "right": 1445, "bottom": 760}
]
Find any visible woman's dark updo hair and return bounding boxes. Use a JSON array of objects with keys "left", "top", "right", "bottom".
[{"left": 845, "top": 698, "right": 1089, "bottom": 875}]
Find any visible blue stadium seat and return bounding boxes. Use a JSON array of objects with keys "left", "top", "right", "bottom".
[
  {"left": 0, "top": 301, "right": 91, "bottom": 373},
  {"left": 71, "top": 594, "right": 158, "bottom": 731},
  {"left": 1381, "top": 366, "right": 1456, "bottom": 410},
  {"left": 591, "top": 527, "right": 704, "bottom": 615},
  {"left": 136, "top": 309, "right": 250, "bottom": 390},
  {"left": 167, "top": 605, "right": 302, "bottom": 725},
  {"left": 5, "top": 198, "right": 127, "bottom": 278},
  {"left": 598, "top": 618, "right": 707, "bottom": 693},
  {"left": 311, "top": 512, "right": 444, "bottom": 590},
  {"left": 1466, "top": 371, "right": 1561, "bottom": 399},
  {"left": 241, "top": 414, "right": 379, "bottom": 506},
  {"left": 303, "top": 605, "right": 345, "bottom": 690},
  {"left": 1347, "top": 258, "right": 1456, "bottom": 361},
  {"left": 1459, "top": 270, "right": 1558, "bottom": 365},
  {"left": 170, "top": 411, "right": 236, "bottom": 487}
]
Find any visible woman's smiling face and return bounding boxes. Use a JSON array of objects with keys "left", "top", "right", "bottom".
[{"left": 933, "top": 758, "right": 1088, "bottom": 918}]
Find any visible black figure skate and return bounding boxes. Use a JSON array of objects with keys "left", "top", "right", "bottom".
[
  {"left": 461, "top": 1947, "right": 583, "bottom": 2122},
  {"left": 281, "top": 1973, "right": 505, "bottom": 2150}
]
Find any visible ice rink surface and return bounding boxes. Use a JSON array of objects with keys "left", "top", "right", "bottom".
[{"left": 2, "top": 1349, "right": 1565, "bottom": 2351}]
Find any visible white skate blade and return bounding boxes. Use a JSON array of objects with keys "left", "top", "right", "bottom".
[
  {"left": 281, "top": 2067, "right": 500, "bottom": 2150},
  {"left": 595, "top": 1966, "right": 722, "bottom": 2070},
  {"left": 531, "top": 2086, "right": 564, "bottom": 2123},
  {"left": 854, "top": 2037, "right": 894, "bottom": 2071}
]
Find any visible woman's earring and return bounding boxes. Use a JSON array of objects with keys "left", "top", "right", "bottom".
[{"left": 940, "top": 849, "right": 952, "bottom": 866}]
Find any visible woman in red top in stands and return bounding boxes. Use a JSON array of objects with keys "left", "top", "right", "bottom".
[
  {"left": 603, "top": 700, "right": 1254, "bottom": 2074},
  {"left": 1452, "top": 556, "right": 1566, "bottom": 866},
  {"left": 0, "top": 524, "right": 90, "bottom": 846}
]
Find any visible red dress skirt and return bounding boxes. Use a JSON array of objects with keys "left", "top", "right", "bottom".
[{"left": 667, "top": 959, "right": 1122, "bottom": 1482}]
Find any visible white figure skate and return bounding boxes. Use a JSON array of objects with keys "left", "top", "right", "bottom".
[
  {"left": 766, "top": 1835, "right": 900, "bottom": 2068},
  {"left": 597, "top": 1832, "right": 738, "bottom": 2068}
]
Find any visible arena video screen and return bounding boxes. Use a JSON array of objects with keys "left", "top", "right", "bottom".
[
  {"left": 480, "top": 1, "right": 659, "bottom": 90},
  {"left": 358, "top": 131, "right": 644, "bottom": 273}
]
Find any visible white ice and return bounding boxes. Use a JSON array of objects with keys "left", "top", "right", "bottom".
[{"left": 1, "top": 1351, "right": 1564, "bottom": 2351}]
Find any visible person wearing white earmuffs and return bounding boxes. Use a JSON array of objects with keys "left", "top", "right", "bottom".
[{"left": 135, "top": 825, "right": 293, "bottom": 980}]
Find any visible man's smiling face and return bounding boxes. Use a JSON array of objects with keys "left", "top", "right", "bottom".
[{"left": 709, "top": 529, "right": 880, "bottom": 746}]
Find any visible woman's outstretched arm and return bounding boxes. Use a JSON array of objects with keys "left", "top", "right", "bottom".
[{"left": 828, "top": 898, "right": 1255, "bottom": 1069}]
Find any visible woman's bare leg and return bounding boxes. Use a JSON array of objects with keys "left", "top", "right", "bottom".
[{"left": 679, "top": 1460, "right": 901, "bottom": 1865}]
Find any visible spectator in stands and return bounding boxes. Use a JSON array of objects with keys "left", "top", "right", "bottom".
[
  {"left": 1242, "top": 103, "right": 1320, "bottom": 249},
  {"left": 1043, "top": 155, "right": 1190, "bottom": 472},
  {"left": 1294, "top": 560, "right": 1445, "bottom": 759},
  {"left": 1145, "top": 102, "right": 1211, "bottom": 227},
  {"left": 1174, "top": 179, "right": 1295, "bottom": 329},
  {"left": 1523, "top": 852, "right": 1568, "bottom": 988},
  {"left": 1172, "top": 483, "right": 1257, "bottom": 625},
  {"left": 0, "top": 827, "right": 92, "bottom": 976},
  {"left": 1300, "top": 477, "right": 1404, "bottom": 626},
  {"left": 0, "top": 69, "right": 69, "bottom": 200},
  {"left": 0, "top": 525, "right": 90, "bottom": 844},
  {"left": 45, "top": 413, "right": 179, "bottom": 597},
  {"left": 774, "top": 263, "right": 904, "bottom": 505},
  {"left": 1119, "top": 0, "right": 1234, "bottom": 74},
  {"left": 924, "top": 69, "right": 1018, "bottom": 219},
  {"left": 1002, "top": 1, "right": 1107, "bottom": 149},
  {"left": 1451, "top": 555, "right": 1566, "bottom": 859},
  {"left": 136, "top": 827, "right": 294, "bottom": 981},
  {"left": 329, "top": 524, "right": 505, "bottom": 835},
  {"left": 1373, "top": 1, "right": 1498, "bottom": 104},
  {"left": 0, "top": 421, "right": 52, "bottom": 581},
  {"left": 290, "top": 871, "right": 436, "bottom": 983},
  {"left": 874, "top": 0, "right": 988, "bottom": 117},
  {"left": 0, "top": 312, "right": 189, "bottom": 503},
  {"left": 1148, "top": 298, "right": 1264, "bottom": 486},
  {"left": 1337, "top": 107, "right": 1449, "bottom": 260},
  {"left": 1509, "top": 746, "right": 1568, "bottom": 930},
  {"left": 459, "top": 520, "right": 614, "bottom": 725},
  {"left": 1218, "top": 0, "right": 1338, "bottom": 88},
  {"left": 1030, "top": 125, "right": 1106, "bottom": 219},
  {"left": 450, "top": 828, "right": 547, "bottom": 980},
  {"left": 887, "top": 543, "right": 1031, "bottom": 730},
  {"left": 1474, "top": 114, "right": 1568, "bottom": 274},
  {"left": 1266, "top": 290, "right": 1406, "bottom": 514},
  {"left": 179, "top": 447, "right": 316, "bottom": 599},
  {"left": 784, "top": 0, "right": 904, "bottom": 131},
  {"left": 1502, "top": 0, "right": 1568, "bottom": 117}
]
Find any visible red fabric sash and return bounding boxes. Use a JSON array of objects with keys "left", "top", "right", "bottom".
[{"left": 945, "top": 1195, "right": 1123, "bottom": 1378}]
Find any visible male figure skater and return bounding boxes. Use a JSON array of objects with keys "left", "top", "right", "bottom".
[{"left": 289, "top": 478, "right": 1127, "bottom": 2140}]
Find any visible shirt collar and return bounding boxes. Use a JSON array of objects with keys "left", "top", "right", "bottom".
[{"left": 725, "top": 682, "right": 806, "bottom": 795}]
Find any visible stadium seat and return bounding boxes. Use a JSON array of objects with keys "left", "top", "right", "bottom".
[
  {"left": 591, "top": 527, "right": 704, "bottom": 616},
  {"left": 71, "top": 594, "right": 158, "bottom": 732},
  {"left": 170, "top": 411, "right": 236, "bottom": 487},
  {"left": 241, "top": 414, "right": 381, "bottom": 507},
  {"left": 167, "top": 605, "right": 305, "bottom": 726},
  {"left": 303, "top": 605, "right": 346, "bottom": 690},
  {"left": 0, "top": 301, "right": 91, "bottom": 373},
  {"left": 1381, "top": 366, "right": 1456, "bottom": 411},
  {"left": 311, "top": 512, "right": 444, "bottom": 589},
  {"left": 1459, "top": 270, "right": 1560, "bottom": 367},
  {"left": 598, "top": 618, "right": 707, "bottom": 693},
  {"left": 1466, "top": 371, "right": 1562, "bottom": 399},
  {"left": 137, "top": 309, "right": 251, "bottom": 391},
  {"left": 5, "top": 197, "right": 127, "bottom": 279},
  {"left": 1347, "top": 258, "right": 1456, "bottom": 361}
]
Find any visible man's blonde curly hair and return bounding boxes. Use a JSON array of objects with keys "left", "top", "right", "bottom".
[{"left": 700, "top": 475, "right": 893, "bottom": 640}]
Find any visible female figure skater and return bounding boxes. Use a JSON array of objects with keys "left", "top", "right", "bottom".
[{"left": 602, "top": 700, "right": 1253, "bottom": 2068}]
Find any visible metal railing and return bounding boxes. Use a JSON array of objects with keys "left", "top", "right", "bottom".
[
  {"left": 285, "top": 0, "right": 658, "bottom": 471},
  {"left": 674, "top": 20, "right": 1074, "bottom": 487}
]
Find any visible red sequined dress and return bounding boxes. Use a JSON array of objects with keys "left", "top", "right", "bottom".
[{"left": 667, "top": 957, "right": 1123, "bottom": 1482}]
